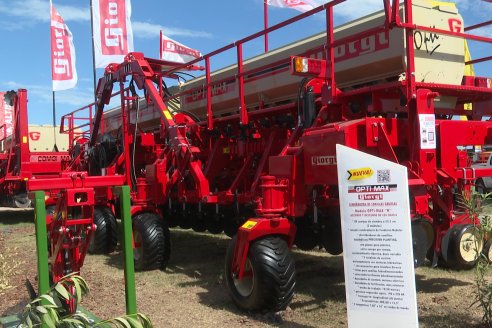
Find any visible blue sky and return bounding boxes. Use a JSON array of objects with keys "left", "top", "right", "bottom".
[{"left": 0, "top": 0, "right": 491, "bottom": 125}]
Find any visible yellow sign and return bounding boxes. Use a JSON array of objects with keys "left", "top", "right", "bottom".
[
  {"left": 347, "top": 167, "right": 374, "bottom": 181},
  {"left": 241, "top": 220, "right": 257, "bottom": 230},
  {"left": 223, "top": 147, "right": 230, "bottom": 154}
]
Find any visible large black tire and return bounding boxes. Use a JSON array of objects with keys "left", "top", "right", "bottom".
[
  {"left": 88, "top": 206, "right": 118, "bottom": 254},
  {"left": 225, "top": 235, "right": 296, "bottom": 312},
  {"left": 133, "top": 213, "right": 171, "bottom": 270}
]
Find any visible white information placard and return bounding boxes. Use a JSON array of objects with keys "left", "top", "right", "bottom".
[
  {"left": 336, "top": 144, "right": 418, "bottom": 328},
  {"left": 418, "top": 114, "right": 436, "bottom": 150}
]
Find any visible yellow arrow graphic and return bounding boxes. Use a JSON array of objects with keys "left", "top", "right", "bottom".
[{"left": 347, "top": 167, "right": 374, "bottom": 181}]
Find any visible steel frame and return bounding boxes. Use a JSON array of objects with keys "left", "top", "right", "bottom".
[{"left": 43, "top": 0, "right": 492, "bottom": 299}]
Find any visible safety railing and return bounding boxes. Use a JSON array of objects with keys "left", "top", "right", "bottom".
[
  {"left": 60, "top": 88, "right": 129, "bottom": 144},
  {"left": 160, "top": 0, "right": 492, "bottom": 130},
  {"left": 162, "top": 0, "right": 345, "bottom": 131}
]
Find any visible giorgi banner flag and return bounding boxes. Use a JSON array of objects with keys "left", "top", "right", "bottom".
[
  {"left": 50, "top": 1, "right": 77, "bottom": 91},
  {"left": 92, "top": 0, "right": 134, "bottom": 68}
]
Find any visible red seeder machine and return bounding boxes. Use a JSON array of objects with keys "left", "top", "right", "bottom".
[
  {"left": 0, "top": 90, "right": 73, "bottom": 208},
  {"left": 8, "top": 0, "right": 492, "bottom": 311}
]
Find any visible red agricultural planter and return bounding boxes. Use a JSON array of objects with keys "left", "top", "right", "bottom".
[
  {"left": 0, "top": 90, "right": 72, "bottom": 208},
  {"left": 13, "top": 0, "right": 492, "bottom": 312}
]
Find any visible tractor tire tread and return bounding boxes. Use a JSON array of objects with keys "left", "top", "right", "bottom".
[
  {"left": 133, "top": 213, "right": 171, "bottom": 271},
  {"left": 226, "top": 235, "right": 296, "bottom": 312},
  {"left": 88, "top": 206, "right": 118, "bottom": 254}
]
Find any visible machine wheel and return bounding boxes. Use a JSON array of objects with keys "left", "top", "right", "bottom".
[
  {"left": 443, "top": 224, "right": 483, "bottom": 269},
  {"left": 321, "top": 212, "right": 343, "bottom": 255},
  {"left": 132, "top": 213, "right": 171, "bottom": 270},
  {"left": 483, "top": 240, "right": 492, "bottom": 263},
  {"left": 225, "top": 235, "right": 296, "bottom": 312},
  {"left": 222, "top": 207, "right": 244, "bottom": 238},
  {"left": 205, "top": 206, "right": 223, "bottom": 234},
  {"left": 475, "top": 179, "right": 488, "bottom": 194},
  {"left": 13, "top": 193, "right": 31, "bottom": 208},
  {"left": 165, "top": 205, "right": 179, "bottom": 228},
  {"left": 294, "top": 217, "right": 318, "bottom": 251},
  {"left": 191, "top": 213, "right": 207, "bottom": 232},
  {"left": 179, "top": 205, "right": 193, "bottom": 230},
  {"left": 190, "top": 205, "right": 207, "bottom": 232},
  {"left": 88, "top": 206, "right": 118, "bottom": 254},
  {"left": 411, "top": 219, "right": 434, "bottom": 267}
]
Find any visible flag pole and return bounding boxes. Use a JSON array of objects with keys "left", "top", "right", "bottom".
[
  {"left": 52, "top": 91, "right": 59, "bottom": 152},
  {"left": 264, "top": 0, "right": 269, "bottom": 52},
  {"left": 160, "top": 30, "right": 163, "bottom": 59},
  {"left": 50, "top": 0, "right": 58, "bottom": 152},
  {"left": 90, "top": 0, "right": 97, "bottom": 104}
]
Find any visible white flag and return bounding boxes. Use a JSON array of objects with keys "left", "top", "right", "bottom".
[
  {"left": 160, "top": 32, "right": 201, "bottom": 64},
  {"left": 267, "top": 0, "right": 324, "bottom": 12},
  {"left": 50, "top": 1, "right": 77, "bottom": 91},
  {"left": 92, "top": 0, "right": 134, "bottom": 68}
]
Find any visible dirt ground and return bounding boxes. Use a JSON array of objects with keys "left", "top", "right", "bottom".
[{"left": 0, "top": 208, "right": 490, "bottom": 327}]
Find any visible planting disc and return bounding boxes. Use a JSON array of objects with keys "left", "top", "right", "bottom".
[{"left": 411, "top": 219, "right": 434, "bottom": 267}]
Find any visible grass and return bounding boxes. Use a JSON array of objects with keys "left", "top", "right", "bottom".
[{"left": 0, "top": 209, "right": 488, "bottom": 327}]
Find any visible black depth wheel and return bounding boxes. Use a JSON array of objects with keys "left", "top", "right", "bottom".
[
  {"left": 444, "top": 224, "right": 483, "bottom": 269},
  {"left": 225, "top": 235, "right": 296, "bottom": 312},
  {"left": 205, "top": 205, "right": 223, "bottom": 234},
  {"left": 475, "top": 179, "right": 488, "bottom": 194},
  {"left": 483, "top": 240, "right": 492, "bottom": 263},
  {"left": 88, "top": 206, "right": 118, "bottom": 254},
  {"left": 222, "top": 207, "right": 240, "bottom": 238},
  {"left": 178, "top": 205, "right": 192, "bottom": 229},
  {"left": 190, "top": 204, "right": 207, "bottom": 232},
  {"left": 133, "top": 212, "right": 171, "bottom": 270},
  {"left": 411, "top": 219, "right": 434, "bottom": 267},
  {"left": 13, "top": 193, "right": 31, "bottom": 208},
  {"left": 294, "top": 216, "right": 318, "bottom": 251},
  {"left": 321, "top": 211, "right": 343, "bottom": 255}
]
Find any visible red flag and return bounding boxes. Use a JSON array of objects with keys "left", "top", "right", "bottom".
[
  {"left": 50, "top": 1, "right": 77, "bottom": 91},
  {"left": 0, "top": 92, "right": 13, "bottom": 140},
  {"left": 160, "top": 32, "right": 201, "bottom": 64},
  {"left": 92, "top": 0, "right": 134, "bottom": 68},
  {"left": 267, "top": 0, "right": 324, "bottom": 12}
]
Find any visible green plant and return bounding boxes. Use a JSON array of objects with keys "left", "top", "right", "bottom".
[
  {"left": 0, "top": 247, "right": 22, "bottom": 296},
  {"left": 19, "top": 273, "right": 152, "bottom": 328},
  {"left": 460, "top": 189, "right": 492, "bottom": 327}
]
